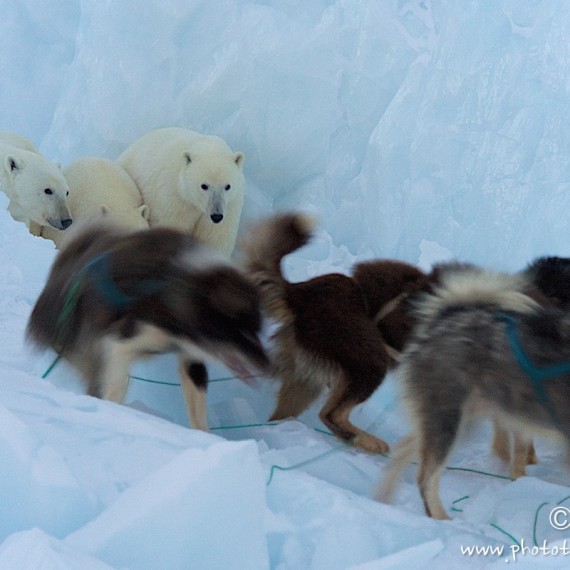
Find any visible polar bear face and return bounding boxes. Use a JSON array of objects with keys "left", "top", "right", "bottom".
[
  {"left": 3, "top": 153, "right": 72, "bottom": 230},
  {"left": 179, "top": 150, "right": 245, "bottom": 224},
  {"left": 99, "top": 203, "right": 150, "bottom": 230}
]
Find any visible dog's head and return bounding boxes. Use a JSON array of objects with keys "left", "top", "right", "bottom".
[
  {"left": 524, "top": 256, "right": 570, "bottom": 309},
  {"left": 197, "top": 267, "right": 270, "bottom": 376},
  {"left": 161, "top": 260, "right": 270, "bottom": 378}
]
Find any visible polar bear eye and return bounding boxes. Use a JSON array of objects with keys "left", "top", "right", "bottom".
[
  {"left": 225, "top": 184, "right": 231, "bottom": 191},
  {"left": 201, "top": 184, "right": 209, "bottom": 191},
  {"left": 44, "top": 188, "right": 53, "bottom": 195}
]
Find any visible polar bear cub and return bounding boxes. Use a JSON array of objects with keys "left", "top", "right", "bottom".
[
  {"left": 117, "top": 127, "right": 245, "bottom": 257},
  {"left": 41, "top": 157, "right": 150, "bottom": 248},
  {"left": 0, "top": 131, "right": 72, "bottom": 234}
]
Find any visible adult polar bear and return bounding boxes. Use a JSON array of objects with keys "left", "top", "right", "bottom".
[
  {"left": 0, "top": 131, "right": 72, "bottom": 235},
  {"left": 117, "top": 127, "right": 245, "bottom": 257},
  {"left": 41, "top": 157, "right": 150, "bottom": 248}
]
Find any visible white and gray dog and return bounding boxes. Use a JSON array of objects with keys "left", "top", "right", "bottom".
[
  {"left": 27, "top": 223, "right": 269, "bottom": 430},
  {"left": 378, "top": 263, "right": 570, "bottom": 519}
]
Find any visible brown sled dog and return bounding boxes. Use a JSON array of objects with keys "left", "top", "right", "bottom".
[
  {"left": 242, "top": 213, "right": 429, "bottom": 453},
  {"left": 27, "top": 224, "right": 269, "bottom": 430}
]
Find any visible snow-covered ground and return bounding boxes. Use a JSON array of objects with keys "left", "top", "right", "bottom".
[{"left": 2, "top": 1, "right": 570, "bottom": 568}]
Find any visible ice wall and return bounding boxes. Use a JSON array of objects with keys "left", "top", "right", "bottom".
[{"left": 3, "top": 0, "right": 570, "bottom": 271}]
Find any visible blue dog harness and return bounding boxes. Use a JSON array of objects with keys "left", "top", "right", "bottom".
[
  {"left": 82, "top": 253, "right": 137, "bottom": 308},
  {"left": 55, "top": 251, "right": 163, "bottom": 346},
  {"left": 498, "top": 313, "right": 570, "bottom": 424}
]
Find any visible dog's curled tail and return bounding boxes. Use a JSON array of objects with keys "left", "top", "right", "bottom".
[
  {"left": 416, "top": 264, "right": 540, "bottom": 322},
  {"left": 241, "top": 212, "right": 315, "bottom": 321}
]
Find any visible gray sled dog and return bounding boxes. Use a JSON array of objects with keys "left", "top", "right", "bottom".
[
  {"left": 377, "top": 264, "right": 570, "bottom": 519},
  {"left": 27, "top": 224, "right": 269, "bottom": 430}
]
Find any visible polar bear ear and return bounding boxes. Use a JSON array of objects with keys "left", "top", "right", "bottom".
[
  {"left": 4, "top": 155, "right": 22, "bottom": 175},
  {"left": 233, "top": 152, "right": 244, "bottom": 169},
  {"left": 138, "top": 204, "right": 150, "bottom": 220}
]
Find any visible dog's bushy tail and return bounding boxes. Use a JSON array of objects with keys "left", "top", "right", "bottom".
[
  {"left": 416, "top": 263, "right": 540, "bottom": 322},
  {"left": 241, "top": 212, "right": 315, "bottom": 321}
]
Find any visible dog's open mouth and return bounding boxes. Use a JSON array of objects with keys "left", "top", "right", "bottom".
[
  {"left": 225, "top": 354, "right": 251, "bottom": 377},
  {"left": 221, "top": 353, "right": 265, "bottom": 386}
]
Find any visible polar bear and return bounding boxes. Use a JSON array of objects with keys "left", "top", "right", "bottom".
[
  {"left": 0, "top": 131, "right": 72, "bottom": 234},
  {"left": 41, "top": 157, "right": 150, "bottom": 248},
  {"left": 117, "top": 127, "right": 245, "bottom": 257}
]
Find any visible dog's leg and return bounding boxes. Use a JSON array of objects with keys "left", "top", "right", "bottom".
[
  {"left": 416, "top": 410, "right": 461, "bottom": 520},
  {"left": 417, "top": 451, "right": 450, "bottom": 520},
  {"left": 318, "top": 377, "right": 389, "bottom": 454},
  {"left": 90, "top": 337, "right": 134, "bottom": 404},
  {"left": 269, "top": 368, "right": 323, "bottom": 421},
  {"left": 510, "top": 433, "right": 536, "bottom": 479},
  {"left": 376, "top": 433, "right": 417, "bottom": 503},
  {"left": 179, "top": 357, "right": 209, "bottom": 431},
  {"left": 491, "top": 422, "right": 511, "bottom": 463},
  {"left": 492, "top": 420, "right": 538, "bottom": 478}
]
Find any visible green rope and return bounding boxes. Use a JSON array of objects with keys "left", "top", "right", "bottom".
[
  {"left": 41, "top": 354, "right": 62, "bottom": 379},
  {"left": 532, "top": 495, "right": 570, "bottom": 546},
  {"left": 41, "top": 359, "right": 262, "bottom": 386},
  {"left": 490, "top": 523, "right": 521, "bottom": 548},
  {"left": 211, "top": 422, "right": 280, "bottom": 431},
  {"left": 446, "top": 466, "right": 511, "bottom": 481},
  {"left": 209, "top": 374, "right": 263, "bottom": 383},
  {"left": 532, "top": 501, "right": 550, "bottom": 547},
  {"left": 451, "top": 495, "right": 469, "bottom": 513},
  {"left": 38, "top": 358, "right": 522, "bottom": 484},
  {"left": 266, "top": 444, "right": 347, "bottom": 486},
  {"left": 128, "top": 375, "right": 180, "bottom": 387},
  {"left": 37, "top": 362, "right": 534, "bottom": 494},
  {"left": 313, "top": 427, "right": 334, "bottom": 437}
]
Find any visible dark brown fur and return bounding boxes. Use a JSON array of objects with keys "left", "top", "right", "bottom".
[
  {"left": 27, "top": 224, "right": 269, "bottom": 429},
  {"left": 523, "top": 256, "right": 570, "bottom": 310},
  {"left": 352, "top": 259, "right": 430, "bottom": 353},
  {"left": 242, "top": 213, "right": 434, "bottom": 453}
]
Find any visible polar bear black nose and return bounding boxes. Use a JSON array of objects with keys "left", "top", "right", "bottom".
[
  {"left": 61, "top": 218, "right": 73, "bottom": 230},
  {"left": 211, "top": 213, "right": 223, "bottom": 224}
]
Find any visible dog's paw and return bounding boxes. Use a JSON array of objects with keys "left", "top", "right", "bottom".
[{"left": 352, "top": 433, "right": 390, "bottom": 455}]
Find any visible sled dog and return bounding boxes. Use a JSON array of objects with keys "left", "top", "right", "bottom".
[
  {"left": 377, "top": 264, "right": 570, "bottom": 519},
  {"left": 242, "top": 212, "right": 431, "bottom": 453},
  {"left": 27, "top": 223, "right": 269, "bottom": 430}
]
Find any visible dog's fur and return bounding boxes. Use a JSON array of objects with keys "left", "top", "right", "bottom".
[
  {"left": 377, "top": 264, "right": 570, "bottom": 519},
  {"left": 26, "top": 223, "right": 269, "bottom": 430},
  {"left": 523, "top": 256, "right": 570, "bottom": 310},
  {"left": 242, "top": 213, "right": 434, "bottom": 453},
  {"left": 351, "top": 258, "right": 430, "bottom": 354}
]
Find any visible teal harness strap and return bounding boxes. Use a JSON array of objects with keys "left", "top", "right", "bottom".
[
  {"left": 84, "top": 253, "right": 136, "bottom": 308},
  {"left": 54, "top": 252, "right": 163, "bottom": 346},
  {"left": 47, "top": 251, "right": 165, "bottom": 377},
  {"left": 498, "top": 313, "right": 570, "bottom": 423}
]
